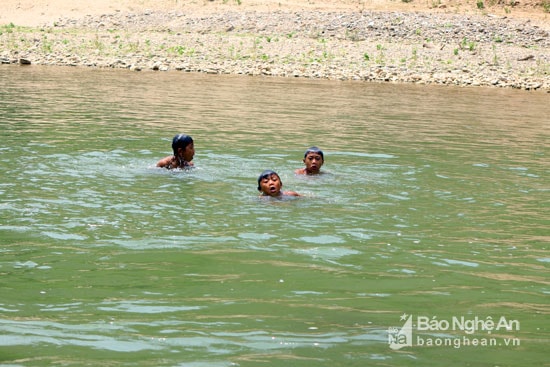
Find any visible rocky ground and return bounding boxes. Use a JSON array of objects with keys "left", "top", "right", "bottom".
[{"left": 1, "top": 0, "right": 549, "bottom": 90}]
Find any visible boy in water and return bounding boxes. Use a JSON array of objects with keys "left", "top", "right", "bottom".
[
  {"left": 295, "top": 146, "right": 324, "bottom": 175},
  {"left": 257, "top": 170, "right": 300, "bottom": 197},
  {"left": 157, "top": 134, "right": 195, "bottom": 169}
]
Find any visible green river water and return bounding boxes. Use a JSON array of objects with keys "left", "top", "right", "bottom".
[{"left": 0, "top": 66, "right": 548, "bottom": 366}]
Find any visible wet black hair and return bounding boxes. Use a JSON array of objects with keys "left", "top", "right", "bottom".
[
  {"left": 172, "top": 134, "right": 193, "bottom": 155},
  {"left": 304, "top": 146, "right": 324, "bottom": 160},
  {"left": 257, "top": 170, "right": 281, "bottom": 191}
]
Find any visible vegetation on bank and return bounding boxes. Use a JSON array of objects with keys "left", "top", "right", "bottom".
[{"left": 1, "top": 3, "right": 548, "bottom": 90}]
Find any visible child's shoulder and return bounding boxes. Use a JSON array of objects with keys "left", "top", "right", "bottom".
[
  {"left": 157, "top": 155, "right": 174, "bottom": 167},
  {"left": 283, "top": 191, "right": 300, "bottom": 197}
]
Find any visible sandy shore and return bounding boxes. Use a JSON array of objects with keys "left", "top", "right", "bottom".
[{"left": 1, "top": 0, "right": 549, "bottom": 90}]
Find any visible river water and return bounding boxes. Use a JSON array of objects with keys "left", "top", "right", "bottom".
[{"left": 0, "top": 66, "right": 548, "bottom": 366}]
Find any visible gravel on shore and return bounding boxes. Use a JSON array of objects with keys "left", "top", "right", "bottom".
[{"left": 1, "top": 8, "right": 549, "bottom": 90}]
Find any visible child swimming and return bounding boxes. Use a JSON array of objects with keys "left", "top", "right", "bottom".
[
  {"left": 157, "top": 134, "right": 195, "bottom": 169},
  {"left": 295, "top": 146, "right": 324, "bottom": 175},
  {"left": 257, "top": 170, "right": 300, "bottom": 197}
]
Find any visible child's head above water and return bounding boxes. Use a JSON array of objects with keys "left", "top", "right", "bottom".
[
  {"left": 304, "top": 146, "right": 324, "bottom": 160},
  {"left": 257, "top": 170, "right": 282, "bottom": 196},
  {"left": 296, "top": 146, "right": 325, "bottom": 175},
  {"left": 172, "top": 134, "right": 194, "bottom": 156},
  {"left": 257, "top": 170, "right": 300, "bottom": 197},
  {"left": 172, "top": 134, "right": 195, "bottom": 164}
]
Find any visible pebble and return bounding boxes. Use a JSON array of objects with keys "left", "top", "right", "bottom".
[{"left": 1, "top": 9, "right": 548, "bottom": 90}]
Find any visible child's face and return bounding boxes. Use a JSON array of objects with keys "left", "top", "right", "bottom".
[
  {"left": 178, "top": 143, "right": 195, "bottom": 162},
  {"left": 259, "top": 173, "right": 282, "bottom": 196},
  {"left": 303, "top": 152, "right": 324, "bottom": 173}
]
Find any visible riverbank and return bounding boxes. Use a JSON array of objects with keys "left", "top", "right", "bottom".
[{"left": 1, "top": 0, "right": 549, "bottom": 90}]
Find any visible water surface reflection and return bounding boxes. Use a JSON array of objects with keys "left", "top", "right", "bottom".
[{"left": 0, "top": 66, "right": 548, "bottom": 366}]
